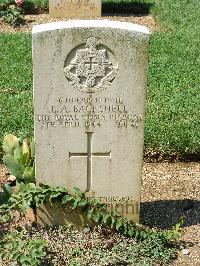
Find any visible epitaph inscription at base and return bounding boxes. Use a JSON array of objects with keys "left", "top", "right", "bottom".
[{"left": 33, "top": 20, "right": 150, "bottom": 223}]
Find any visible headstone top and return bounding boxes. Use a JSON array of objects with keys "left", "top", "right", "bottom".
[{"left": 32, "top": 20, "right": 150, "bottom": 35}]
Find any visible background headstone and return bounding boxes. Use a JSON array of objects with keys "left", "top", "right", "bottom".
[
  {"left": 49, "top": 0, "right": 101, "bottom": 18},
  {"left": 32, "top": 20, "right": 150, "bottom": 225}
]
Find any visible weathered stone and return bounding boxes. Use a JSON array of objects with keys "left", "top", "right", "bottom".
[
  {"left": 49, "top": 0, "right": 101, "bottom": 18},
  {"left": 37, "top": 202, "right": 92, "bottom": 228},
  {"left": 33, "top": 20, "right": 150, "bottom": 225}
]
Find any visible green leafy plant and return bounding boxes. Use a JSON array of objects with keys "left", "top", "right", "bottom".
[
  {"left": 29, "top": 0, "right": 48, "bottom": 13},
  {"left": 0, "top": 182, "right": 182, "bottom": 242},
  {"left": 0, "top": 0, "right": 25, "bottom": 27},
  {"left": 0, "top": 182, "right": 182, "bottom": 264},
  {"left": 0, "top": 183, "right": 13, "bottom": 204},
  {"left": 102, "top": 0, "right": 153, "bottom": 15},
  {"left": 3, "top": 134, "right": 35, "bottom": 184},
  {"left": 0, "top": 134, "right": 182, "bottom": 264},
  {"left": 0, "top": 229, "right": 47, "bottom": 266}
]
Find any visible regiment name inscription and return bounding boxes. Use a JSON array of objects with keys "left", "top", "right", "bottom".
[{"left": 36, "top": 96, "right": 143, "bottom": 129}]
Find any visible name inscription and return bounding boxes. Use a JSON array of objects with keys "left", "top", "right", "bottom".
[
  {"left": 55, "top": 0, "right": 98, "bottom": 11},
  {"left": 36, "top": 96, "right": 143, "bottom": 130}
]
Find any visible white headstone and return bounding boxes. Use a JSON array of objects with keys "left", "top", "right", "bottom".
[{"left": 33, "top": 20, "right": 150, "bottom": 224}]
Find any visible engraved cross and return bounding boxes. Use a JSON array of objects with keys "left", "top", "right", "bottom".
[
  {"left": 84, "top": 56, "right": 99, "bottom": 71},
  {"left": 69, "top": 132, "right": 111, "bottom": 192}
]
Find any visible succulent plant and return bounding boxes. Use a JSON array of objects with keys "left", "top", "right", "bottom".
[
  {"left": 0, "top": 183, "right": 13, "bottom": 204},
  {"left": 3, "top": 134, "right": 35, "bottom": 184}
]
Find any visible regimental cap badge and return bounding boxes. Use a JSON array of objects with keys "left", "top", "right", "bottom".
[{"left": 64, "top": 37, "right": 118, "bottom": 93}]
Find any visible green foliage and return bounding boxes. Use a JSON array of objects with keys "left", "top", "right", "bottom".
[
  {"left": 0, "top": 92, "right": 33, "bottom": 157},
  {"left": 2, "top": 133, "right": 19, "bottom": 154},
  {"left": 0, "top": 184, "right": 13, "bottom": 204},
  {"left": 151, "top": 0, "right": 200, "bottom": 32},
  {"left": 0, "top": 182, "right": 182, "bottom": 264},
  {"left": 0, "top": 182, "right": 182, "bottom": 243},
  {"left": 0, "top": 33, "right": 32, "bottom": 92},
  {"left": 102, "top": 0, "right": 153, "bottom": 14},
  {"left": 0, "top": 0, "right": 25, "bottom": 27},
  {"left": 145, "top": 0, "right": 200, "bottom": 158},
  {"left": 0, "top": 229, "right": 47, "bottom": 265},
  {"left": 5, "top": 0, "right": 153, "bottom": 15},
  {"left": 30, "top": 0, "right": 48, "bottom": 12},
  {"left": 1, "top": 0, "right": 155, "bottom": 15},
  {"left": 16, "top": 0, "right": 49, "bottom": 14},
  {"left": 3, "top": 134, "right": 35, "bottom": 184},
  {"left": 0, "top": 0, "right": 48, "bottom": 26},
  {"left": 22, "top": 0, "right": 36, "bottom": 14},
  {"left": 2, "top": 183, "right": 13, "bottom": 196},
  {"left": 29, "top": 224, "right": 177, "bottom": 265}
]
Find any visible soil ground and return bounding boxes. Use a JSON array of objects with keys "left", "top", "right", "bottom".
[
  {"left": 0, "top": 13, "right": 158, "bottom": 33},
  {"left": 141, "top": 162, "right": 200, "bottom": 265},
  {"left": 0, "top": 161, "right": 199, "bottom": 265}
]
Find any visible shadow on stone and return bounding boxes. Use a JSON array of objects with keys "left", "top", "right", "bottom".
[
  {"left": 37, "top": 201, "right": 93, "bottom": 229},
  {"left": 102, "top": 0, "right": 154, "bottom": 15},
  {"left": 140, "top": 199, "right": 200, "bottom": 229}
]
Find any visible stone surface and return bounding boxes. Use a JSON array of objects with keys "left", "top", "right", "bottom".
[
  {"left": 37, "top": 202, "right": 92, "bottom": 228},
  {"left": 49, "top": 0, "right": 101, "bottom": 18},
  {"left": 33, "top": 20, "right": 150, "bottom": 224}
]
